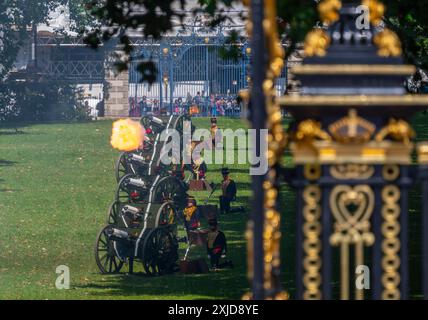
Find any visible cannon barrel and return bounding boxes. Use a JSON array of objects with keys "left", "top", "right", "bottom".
[
  {"left": 128, "top": 178, "right": 146, "bottom": 188},
  {"left": 150, "top": 116, "right": 164, "bottom": 126},
  {"left": 122, "top": 205, "right": 140, "bottom": 214},
  {"left": 107, "top": 228, "right": 134, "bottom": 246},
  {"left": 129, "top": 153, "right": 146, "bottom": 164},
  {"left": 122, "top": 205, "right": 144, "bottom": 220}
]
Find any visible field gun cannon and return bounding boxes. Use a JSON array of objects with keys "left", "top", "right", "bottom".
[{"left": 95, "top": 201, "right": 184, "bottom": 275}]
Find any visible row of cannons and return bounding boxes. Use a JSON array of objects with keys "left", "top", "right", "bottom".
[{"left": 94, "top": 114, "right": 198, "bottom": 275}]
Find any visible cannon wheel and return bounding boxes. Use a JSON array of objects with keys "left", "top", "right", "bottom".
[
  {"left": 116, "top": 152, "right": 136, "bottom": 183},
  {"left": 107, "top": 201, "right": 120, "bottom": 225},
  {"left": 152, "top": 176, "right": 187, "bottom": 206},
  {"left": 142, "top": 227, "right": 178, "bottom": 275},
  {"left": 116, "top": 173, "right": 141, "bottom": 203},
  {"left": 94, "top": 225, "right": 124, "bottom": 274}
]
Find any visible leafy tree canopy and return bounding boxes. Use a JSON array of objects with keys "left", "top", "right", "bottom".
[
  {"left": 1, "top": 0, "right": 427, "bottom": 81},
  {"left": 0, "top": 1, "right": 92, "bottom": 124},
  {"left": 384, "top": 0, "right": 428, "bottom": 69},
  {"left": 83, "top": 0, "right": 428, "bottom": 81},
  {"left": 0, "top": 0, "right": 93, "bottom": 79}
]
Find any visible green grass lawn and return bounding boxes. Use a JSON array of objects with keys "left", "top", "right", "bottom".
[
  {"left": 0, "top": 117, "right": 272, "bottom": 299},
  {"left": 1, "top": 113, "right": 427, "bottom": 299}
]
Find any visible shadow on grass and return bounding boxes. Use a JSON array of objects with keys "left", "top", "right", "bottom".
[
  {"left": 0, "top": 162, "right": 17, "bottom": 192},
  {"left": 0, "top": 189, "right": 20, "bottom": 193},
  {"left": 0, "top": 176, "right": 20, "bottom": 193},
  {"left": 207, "top": 168, "right": 251, "bottom": 174},
  {"left": 0, "top": 159, "right": 17, "bottom": 166},
  {"left": 76, "top": 266, "right": 249, "bottom": 298},
  {"left": 0, "top": 177, "right": 19, "bottom": 193},
  {"left": 0, "top": 130, "right": 27, "bottom": 136},
  {"left": 0, "top": 119, "right": 96, "bottom": 137},
  {"left": 80, "top": 244, "right": 249, "bottom": 298}
]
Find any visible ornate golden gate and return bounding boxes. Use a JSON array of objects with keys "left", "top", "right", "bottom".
[{"left": 245, "top": 0, "right": 428, "bottom": 300}]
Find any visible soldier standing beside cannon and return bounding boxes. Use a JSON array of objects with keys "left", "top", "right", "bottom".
[
  {"left": 210, "top": 117, "right": 221, "bottom": 147},
  {"left": 219, "top": 168, "right": 243, "bottom": 214},
  {"left": 183, "top": 197, "right": 201, "bottom": 231},
  {"left": 206, "top": 218, "right": 233, "bottom": 270}
]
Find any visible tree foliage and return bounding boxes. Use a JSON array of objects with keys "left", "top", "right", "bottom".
[
  {"left": 0, "top": 1, "right": 93, "bottom": 124},
  {"left": 384, "top": 0, "right": 428, "bottom": 70},
  {"left": 80, "top": 1, "right": 318, "bottom": 80},
  {"left": 276, "top": 1, "right": 318, "bottom": 57},
  {"left": 1, "top": 0, "right": 427, "bottom": 124},
  {"left": 275, "top": 0, "right": 428, "bottom": 69},
  {"left": 83, "top": 0, "right": 428, "bottom": 80},
  {"left": 83, "top": 0, "right": 241, "bottom": 82},
  {"left": 0, "top": 82, "right": 88, "bottom": 124},
  {"left": 0, "top": 0, "right": 93, "bottom": 79}
]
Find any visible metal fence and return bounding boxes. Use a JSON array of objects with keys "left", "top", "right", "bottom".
[{"left": 128, "top": 29, "right": 287, "bottom": 117}]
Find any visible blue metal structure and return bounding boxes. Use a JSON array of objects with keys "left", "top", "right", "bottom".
[
  {"left": 129, "top": 39, "right": 249, "bottom": 115},
  {"left": 129, "top": 23, "right": 287, "bottom": 116},
  {"left": 279, "top": 0, "right": 428, "bottom": 300}
]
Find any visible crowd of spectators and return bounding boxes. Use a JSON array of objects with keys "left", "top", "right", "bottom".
[
  {"left": 129, "top": 91, "right": 242, "bottom": 117},
  {"left": 174, "top": 91, "right": 241, "bottom": 117}
]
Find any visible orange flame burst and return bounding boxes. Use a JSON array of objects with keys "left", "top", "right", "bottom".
[{"left": 110, "top": 119, "right": 145, "bottom": 151}]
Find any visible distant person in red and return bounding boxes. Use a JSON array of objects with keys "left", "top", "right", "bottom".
[
  {"left": 210, "top": 117, "right": 220, "bottom": 147},
  {"left": 206, "top": 218, "right": 233, "bottom": 270},
  {"left": 192, "top": 153, "right": 207, "bottom": 180}
]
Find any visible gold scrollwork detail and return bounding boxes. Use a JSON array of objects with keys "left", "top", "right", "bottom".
[
  {"left": 304, "top": 164, "right": 322, "bottom": 180},
  {"left": 381, "top": 185, "right": 401, "bottom": 300},
  {"left": 304, "top": 29, "right": 331, "bottom": 57},
  {"left": 382, "top": 165, "right": 400, "bottom": 182},
  {"left": 302, "top": 185, "right": 322, "bottom": 300},
  {"left": 362, "top": 0, "right": 385, "bottom": 26},
  {"left": 330, "top": 164, "right": 375, "bottom": 180},
  {"left": 259, "top": 0, "right": 289, "bottom": 300},
  {"left": 318, "top": 0, "right": 342, "bottom": 25},
  {"left": 374, "top": 29, "right": 402, "bottom": 57},
  {"left": 375, "top": 118, "right": 416, "bottom": 144},
  {"left": 242, "top": 0, "right": 289, "bottom": 300},
  {"left": 329, "top": 185, "right": 375, "bottom": 300},
  {"left": 295, "top": 119, "right": 332, "bottom": 143},
  {"left": 305, "top": 0, "right": 342, "bottom": 56}
]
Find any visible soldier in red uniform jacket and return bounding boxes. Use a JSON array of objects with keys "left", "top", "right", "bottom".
[{"left": 206, "top": 218, "right": 233, "bottom": 270}]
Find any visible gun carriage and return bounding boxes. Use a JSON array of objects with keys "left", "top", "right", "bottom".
[
  {"left": 95, "top": 114, "right": 195, "bottom": 276},
  {"left": 115, "top": 114, "right": 194, "bottom": 182},
  {"left": 115, "top": 173, "right": 188, "bottom": 208},
  {"left": 95, "top": 201, "right": 180, "bottom": 275}
]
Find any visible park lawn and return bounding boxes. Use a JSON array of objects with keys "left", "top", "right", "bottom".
[
  {"left": 1, "top": 112, "right": 426, "bottom": 300},
  {"left": 0, "top": 117, "right": 295, "bottom": 300}
]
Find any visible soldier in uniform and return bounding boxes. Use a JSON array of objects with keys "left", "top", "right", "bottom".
[
  {"left": 192, "top": 154, "right": 207, "bottom": 180},
  {"left": 206, "top": 218, "right": 233, "bottom": 269},
  {"left": 183, "top": 197, "right": 201, "bottom": 231},
  {"left": 210, "top": 117, "right": 222, "bottom": 148},
  {"left": 219, "top": 168, "right": 243, "bottom": 214}
]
